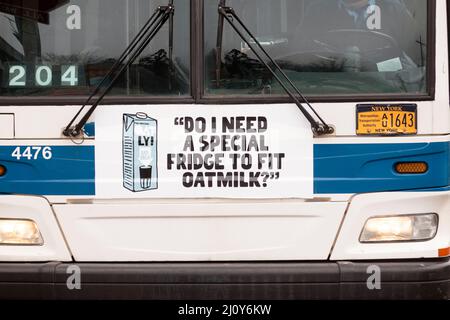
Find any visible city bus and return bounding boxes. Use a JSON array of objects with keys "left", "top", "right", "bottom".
[{"left": 0, "top": 0, "right": 448, "bottom": 300}]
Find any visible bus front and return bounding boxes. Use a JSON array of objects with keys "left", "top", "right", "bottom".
[{"left": 0, "top": 0, "right": 448, "bottom": 300}]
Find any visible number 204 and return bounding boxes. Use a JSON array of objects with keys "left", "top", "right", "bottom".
[
  {"left": 11, "top": 147, "right": 53, "bottom": 160},
  {"left": 9, "top": 65, "right": 78, "bottom": 87}
]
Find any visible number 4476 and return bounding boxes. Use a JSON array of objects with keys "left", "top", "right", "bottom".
[{"left": 11, "top": 146, "right": 53, "bottom": 160}]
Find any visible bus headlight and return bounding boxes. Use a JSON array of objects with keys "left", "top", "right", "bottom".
[
  {"left": 0, "top": 219, "right": 43, "bottom": 245},
  {"left": 360, "top": 214, "right": 438, "bottom": 243}
]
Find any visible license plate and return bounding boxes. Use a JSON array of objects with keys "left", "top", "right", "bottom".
[{"left": 356, "top": 104, "right": 417, "bottom": 135}]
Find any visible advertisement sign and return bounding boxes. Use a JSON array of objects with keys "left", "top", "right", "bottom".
[{"left": 95, "top": 104, "right": 313, "bottom": 198}]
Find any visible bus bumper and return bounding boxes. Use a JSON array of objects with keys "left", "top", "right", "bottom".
[{"left": 0, "top": 259, "right": 449, "bottom": 300}]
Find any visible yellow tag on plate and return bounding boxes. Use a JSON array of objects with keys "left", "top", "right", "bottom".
[{"left": 356, "top": 104, "right": 417, "bottom": 135}]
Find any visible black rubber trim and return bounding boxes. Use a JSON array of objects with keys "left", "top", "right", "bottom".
[
  {"left": 53, "top": 262, "right": 340, "bottom": 284},
  {"left": 0, "top": 259, "right": 448, "bottom": 300},
  {"left": 339, "top": 259, "right": 450, "bottom": 282}
]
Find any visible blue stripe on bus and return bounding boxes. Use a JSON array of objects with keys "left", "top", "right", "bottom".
[
  {"left": 414, "top": 186, "right": 450, "bottom": 192},
  {"left": 314, "top": 142, "right": 450, "bottom": 194},
  {"left": 0, "top": 146, "right": 94, "bottom": 196},
  {"left": 0, "top": 142, "right": 448, "bottom": 196}
]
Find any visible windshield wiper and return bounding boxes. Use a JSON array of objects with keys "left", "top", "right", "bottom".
[
  {"left": 216, "top": 0, "right": 334, "bottom": 136},
  {"left": 63, "top": 1, "right": 175, "bottom": 137}
]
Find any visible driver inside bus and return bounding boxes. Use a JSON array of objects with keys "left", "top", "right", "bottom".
[{"left": 293, "top": 0, "right": 423, "bottom": 70}]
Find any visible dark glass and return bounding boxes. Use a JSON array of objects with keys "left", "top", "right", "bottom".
[
  {"left": 0, "top": 0, "right": 190, "bottom": 97},
  {"left": 204, "top": 0, "right": 428, "bottom": 96}
]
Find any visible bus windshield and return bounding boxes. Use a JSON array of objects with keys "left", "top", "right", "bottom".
[
  {"left": 0, "top": 0, "right": 190, "bottom": 97},
  {"left": 0, "top": 0, "right": 431, "bottom": 100},
  {"left": 204, "top": 0, "right": 429, "bottom": 97}
]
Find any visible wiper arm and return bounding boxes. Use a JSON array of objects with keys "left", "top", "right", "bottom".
[
  {"left": 216, "top": 2, "right": 334, "bottom": 136},
  {"left": 215, "top": 0, "right": 226, "bottom": 88},
  {"left": 63, "top": 2, "right": 175, "bottom": 137},
  {"left": 168, "top": 0, "right": 174, "bottom": 91}
]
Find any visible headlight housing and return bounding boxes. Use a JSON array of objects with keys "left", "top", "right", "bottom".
[
  {"left": 360, "top": 214, "right": 438, "bottom": 243},
  {"left": 0, "top": 219, "right": 44, "bottom": 245}
]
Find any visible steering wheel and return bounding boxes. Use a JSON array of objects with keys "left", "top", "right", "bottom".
[
  {"left": 319, "top": 29, "right": 402, "bottom": 59},
  {"left": 277, "top": 29, "right": 405, "bottom": 72}
]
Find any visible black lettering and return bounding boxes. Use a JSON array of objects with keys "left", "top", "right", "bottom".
[
  {"left": 194, "top": 173, "right": 205, "bottom": 187},
  {"left": 182, "top": 172, "right": 193, "bottom": 187},
  {"left": 222, "top": 117, "right": 234, "bottom": 133},
  {"left": 222, "top": 135, "right": 230, "bottom": 151},
  {"left": 184, "top": 117, "right": 194, "bottom": 133},
  {"left": 247, "top": 117, "right": 257, "bottom": 132},
  {"left": 199, "top": 135, "right": 208, "bottom": 152},
  {"left": 274, "top": 153, "right": 286, "bottom": 169},
  {"left": 138, "top": 136, "right": 149, "bottom": 146},
  {"left": 167, "top": 154, "right": 175, "bottom": 170},
  {"left": 229, "top": 154, "right": 239, "bottom": 169},
  {"left": 258, "top": 117, "right": 268, "bottom": 132},
  {"left": 215, "top": 154, "right": 225, "bottom": 170},
  {"left": 258, "top": 154, "right": 267, "bottom": 170},
  {"left": 212, "top": 117, "right": 217, "bottom": 133},
  {"left": 249, "top": 172, "right": 261, "bottom": 187},
  {"left": 204, "top": 172, "right": 215, "bottom": 187},
  {"left": 195, "top": 117, "right": 206, "bottom": 133},
  {"left": 239, "top": 172, "right": 248, "bottom": 187},
  {"left": 231, "top": 135, "right": 240, "bottom": 151},
  {"left": 241, "top": 154, "right": 252, "bottom": 170},
  {"left": 259, "top": 135, "right": 269, "bottom": 151},
  {"left": 247, "top": 136, "right": 259, "bottom": 152},
  {"left": 183, "top": 136, "right": 194, "bottom": 152},
  {"left": 177, "top": 153, "right": 187, "bottom": 170},
  {"left": 236, "top": 117, "right": 245, "bottom": 133},
  {"left": 192, "top": 154, "right": 203, "bottom": 170},
  {"left": 217, "top": 172, "right": 233, "bottom": 187},
  {"left": 209, "top": 136, "right": 220, "bottom": 152}
]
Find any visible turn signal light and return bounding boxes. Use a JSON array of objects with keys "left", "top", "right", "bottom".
[
  {"left": 395, "top": 162, "right": 428, "bottom": 174},
  {"left": 439, "top": 247, "right": 450, "bottom": 257},
  {"left": 0, "top": 165, "right": 6, "bottom": 177}
]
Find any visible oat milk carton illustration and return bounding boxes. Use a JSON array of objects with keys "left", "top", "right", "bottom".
[{"left": 123, "top": 113, "right": 158, "bottom": 192}]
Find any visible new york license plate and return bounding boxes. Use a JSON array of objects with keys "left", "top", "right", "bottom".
[{"left": 356, "top": 104, "right": 417, "bottom": 135}]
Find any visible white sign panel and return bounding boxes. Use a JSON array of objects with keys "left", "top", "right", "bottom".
[{"left": 95, "top": 104, "right": 313, "bottom": 198}]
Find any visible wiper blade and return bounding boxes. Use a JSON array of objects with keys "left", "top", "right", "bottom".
[
  {"left": 168, "top": 0, "right": 174, "bottom": 91},
  {"left": 216, "top": 1, "right": 334, "bottom": 136},
  {"left": 63, "top": 1, "right": 175, "bottom": 137},
  {"left": 215, "top": 0, "right": 226, "bottom": 88}
]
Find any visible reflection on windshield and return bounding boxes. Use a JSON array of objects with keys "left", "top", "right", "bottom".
[
  {"left": 205, "top": 0, "right": 428, "bottom": 96},
  {"left": 0, "top": 0, "right": 190, "bottom": 97}
]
